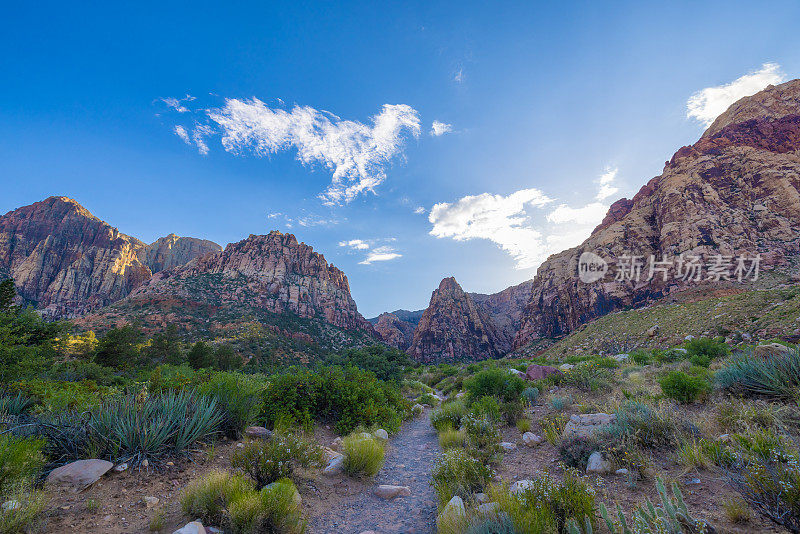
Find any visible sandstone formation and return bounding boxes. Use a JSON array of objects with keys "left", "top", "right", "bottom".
[
  {"left": 514, "top": 79, "right": 800, "bottom": 348},
  {"left": 138, "top": 233, "right": 221, "bottom": 272},
  {"left": 85, "top": 231, "right": 374, "bottom": 334},
  {"left": 408, "top": 277, "right": 506, "bottom": 363},
  {"left": 372, "top": 311, "right": 419, "bottom": 350},
  {"left": 470, "top": 280, "right": 533, "bottom": 348}
]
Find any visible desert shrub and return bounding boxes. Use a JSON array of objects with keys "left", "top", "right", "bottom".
[
  {"left": 600, "top": 477, "right": 711, "bottom": 534},
  {"left": 402, "top": 379, "right": 433, "bottom": 397},
  {"left": 181, "top": 470, "right": 303, "bottom": 534},
  {"left": 722, "top": 497, "right": 752, "bottom": 524},
  {"left": 430, "top": 401, "right": 467, "bottom": 432},
  {"left": 559, "top": 437, "right": 601, "bottom": 469},
  {"left": 630, "top": 349, "right": 651, "bottom": 366},
  {"left": 541, "top": 413, "right": 569, "bottom": 445},
  {"left": 550, "top": 396, "right": 572, "bottom": 411},
  {"left": 198, "top": 372, "right": 264, "bottom": 438},
  {"left": 510, "top": 470, "right": 597, "bottom": 532},
  {"left": 464, "top": 369, "right": 526, "bottom": 404},
  {"left": 324, "top": 344, "right": 413, "bottom": 382},
  {"left": 90, "top": 390, "right": 222, "bottom": 465},
  {"left": 0, "top": 391, "right": 34, "bottom": 416},
  {"left": 612, "top": 401, "right": 676, "bottom": 449},
  {"left": 44, "top": 360, "right": 123, "bottom": 386},
  {"left": 342, "top": 433, "right": 385, "bottom": 477},
  {"left": 516, "top": 419, "right": 531, "bottom": 433},
  {"left": 716, "top": 347, "right": 800, "bottom": 400},
  {"left": 715, "top": 399, "right": 800, "bottom": 434},
  {"left": 431, "top": 448, "right": 494, "bottom": 505},
  {"left": 470, "top": 396, "right": 502, "bottom": 423},
  {"left": 685, "top": 337, "right": 729, "bottom": 368},
  {"left": 0, "top": 489, "right": 47, "bottom": 534},
  {"left": 562, "top": 362, "right": 614, "bottom": 391},
  {"left": 416, "top": 393, "right": 438, "bottom": 406},
  {"left": 500, "top": 400, "right": 524, "bottom": 425},
  {"left": 463, "top": 415, "right": 502, "bottom": 464},
  {"left": 521, "top": 387, "right": 539, "bottom": 406},
  {"left": 677, "top": 439, "right": 711, "bottom": 470},
  {"left": 658, "top": 370, "right": 710, "bottom": 403},
  {"left": 438, "top": 427, "right": 467, "bottom": 449},
  {"left": 0, "top": 435, "right": 44, "bottom": 497},
  {"left": 261, "top": 366, "right": 408, "bottom": 435},
  {"left": 231, "top": 433, "right": 324, "bottom": 489},
  {"left": 461, "top": 513, "right": 518, "bottom": 534},
  {"left": 10, "top": 378, "right": 118, "bottom": 413}
]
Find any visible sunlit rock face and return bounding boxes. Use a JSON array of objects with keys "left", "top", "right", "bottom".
[{"left": 514, "top": 79, "right": 800, "bottom": 348}]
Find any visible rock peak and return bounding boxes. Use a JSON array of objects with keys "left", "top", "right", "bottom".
[{"left": 704, "top": 78, "right": 800, "bottom": 138}]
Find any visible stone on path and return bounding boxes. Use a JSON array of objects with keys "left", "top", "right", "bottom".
[
  {"left": 500, "top": 442, "right": 517, "bottom": 451},
  {"left": 173, "top": 522, "right": 206, "bottom": 534},
  {"left": 559, "top": 363, "right": 574, "bottom": 371},
  {"left": 323, "top": 455, "right": 344, "bottom": 476},
  {"left": 374, "top": 429, "right": 389, "bottom": 441},
  {"left": 586, "top": 451, "right": 612, "bottom": 474},
  {"left": 245, "top": 426, "right": 272, "bottom": 440},
  {"left": 46, "top": 459, "right": 113, "bottom": 490},
  {"left": 522, "top": 432, "right": 543, "bottom": 447},
  {"left": 373, "top": 485, "right": 411, "bottom": 499}
]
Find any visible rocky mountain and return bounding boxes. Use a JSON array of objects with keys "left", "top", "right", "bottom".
[
  {"left": 138, "top": 233, "right": 222, "bottom": 272},
  {"left": 0, "top": 197, "right": 221, "bottom": 318},
  {"left": 470, "top": 280, "right": 534, "bottom": 348},
  {"left": 370, "top": 310, "right": 423, "bottom": 350},
  {"left": 514, "top": 79, "right": 800, "bottom": 349},
  {"left": 408, "top": 277, "right": 507, "bottom": 363},
  {"left": 79, "top": 231, "right": 375, "bottom": 338}
]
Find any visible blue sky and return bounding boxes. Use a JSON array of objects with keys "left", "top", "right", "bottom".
[{"left": 2, "top": 1, "right": 799, "bottom": 317}]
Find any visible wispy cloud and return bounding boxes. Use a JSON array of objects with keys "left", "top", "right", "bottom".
[
  {"left": 430, "top": 120, "right": 453, "bottom": 136},
  {"left": 454, "top": 68, "right": 464, "bottom": 83},
  {"left": 162, "top": 95, "right": 195, "bottom": 113},
  {"left": 174, "top": 125, "right": 191, "bottom": 145},
  {"left": 428, "top": 168, "right": 621, "bottom": 269},
  {"left": 339, "top": 239, "right": 402, "bottom": 264},
  {"left": 165, "top": 97, "right": 421, "bottom": 204},
  {"left": 687, "top": 63, "right": 787, "bottom": 126},
  {"left": 414, "top": 206, "right": 426, "bottom": 215}
]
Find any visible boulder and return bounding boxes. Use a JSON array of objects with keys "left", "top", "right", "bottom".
[
  {"left": 437, "top": 495, "right": 466, "bottom": 528},
  {"left": 525, "top": 364, "right": 562, "bottom": 381},
  {"left": 522, "top": 432, "right": 543, "bottom": 447},
  {"left": 647, "top": 325, "right": 660, "bottom": 337},
  {"left": 562, "top": 413, "right": 616, "bottom": 440},
  {"left": 245, "top": 426, "right": 273, "bottom": 440},
  {"left": 755, "top": 343, "right": 792, "bottom": 359},
  {"left": 510, "top": 480, "right": 533, "bottom": 495},
  {"left": 323, "top": 455, "right": 344, "bottom": 476},
  {"left": 373, "top": 485, "right": 411, "bottom": 499},
  {"left": 46, "top": 459, "right": 113, "bottom": 490},
  {"left": 509, "top": 368, "right": 526, "bottom": 378},
  {"left": 478, "top": 502, "right": 499, "bottom": 514},
  {"left": 373, "top": 429, "right": 389, "bottom": 441},
  {"left": 500, "top": 442, "right": 517, "bottom": 452},
  {"left": 173, "top": 522, "right": 206, "bottom": 534},
  {"left": 323, "top": 447, "right": 342, "bottom": 462},
  {"left": 586, "top": 451, "right": 612, "bottom": 474}
]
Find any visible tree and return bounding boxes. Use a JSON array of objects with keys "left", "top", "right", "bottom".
[
  {"left": 94, "top": 326, "right": 143, "bottom": 368},
  {"left": 187, "top": 341, "right": 214, "bottom": 369},
  {"left": 215, "top": 344, "right": 244, "bottom": 370},
  {"left": 0, "top": 279, "right": 15, "bottom": 311},
  {"left": 145, "top": 324, "right": 183, "bottom": 364}
]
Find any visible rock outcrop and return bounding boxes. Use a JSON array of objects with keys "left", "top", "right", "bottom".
[
  {"left": 138, "top": 233, "right": 222, "bottom": 272},
  {"left": 0, "top": 197, "right": 220, "bottom": 318},
  {"left": 513, "top": 79, "right": 800, "bottom": 348},
  {"left": 470, "top": 280, "right": 533, "bottom": 349},
  {"left": 85, "top": 231, "right": 374, "bottom": 334},
  {"left": 409, "top": 277, "right": 506, "bottom": 363},
  {"left": 371, "top": 311, "right": 421, "bottom": 350}
]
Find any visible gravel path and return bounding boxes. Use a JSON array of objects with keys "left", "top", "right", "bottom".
[{"left": 310, "top": 411, "right": 440, "bottom": 534}]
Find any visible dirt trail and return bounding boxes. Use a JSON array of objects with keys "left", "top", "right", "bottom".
[{"left": 309, "top": 410, "right": 440, "bottom": 534}]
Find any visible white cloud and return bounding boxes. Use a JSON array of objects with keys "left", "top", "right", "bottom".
[
  {"left": 687, "top": 63, "right": 787, "bottom": 126},
  {"left": 339, "top": 239, "right": 370, "bottom": 250},
  {"left": 162, "top": 95, "right": 194, "bottom": 113},
  {"left": 430, "top": 120, "right": 453, "bottom": 136},
  {"left": 429, "top": 168, "right": 621, "bottom": 269},
  {"left": 178, "top": 99, "right": 422, "bottom": 204},
  {"left": 174, "top": 125, "right": 191, "bottom": 145},
  {"left": 414, "top": 206, "right": 426, "bottom": 214},
  {"left": 454, "top": 68, "right": 464, "bottom": 83},
  {"left": 359, "top": 246, "right": 402, "bottom": 264}
]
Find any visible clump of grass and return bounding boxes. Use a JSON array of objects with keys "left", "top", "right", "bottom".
[
  {"left": 0, "top": 489, "right": 47, "bottom": 534},
  {"left": 438, "top": 426, "right": 466, "bottom": 450},
  {"left": 684, "top": 337, "right": 729, "bottom": 367},
  {"left": 0, "top": 391, "right": 34, "bottom": 416},
  {"left": 658, "top": 370, "right": 710, "bottom": 404},
  {"left": 431, "top": 448, "right": 494, "bottom": 505},
  {"left": 342, "top": 433, "right": 385, "bottom": 477},
  {"left": 430, "top": 401, "right": 467, "bottom": 432},
  {"left": 148, "top": 508, "right": 165, "bottom": 532},
  {"left": 541, "top": 413, "right": 568, "bottom": 445},
  {"left": 677, "top": 439, "right": 711, "bottom": 470},
  {"left": 722, "top": 497, "right": 751, "bottom": 524},
  {"left": 716, "top": 346, "right": 800, "bottom": 400},
  {"left": 516, "top": 419, "right": 531, "bottom": 433}
]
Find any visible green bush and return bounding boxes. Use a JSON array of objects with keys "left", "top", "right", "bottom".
[
  {"left": 521, "top": 387, "right": 539, "bottom": 406},
  {"left": 0, "top": 435, "right": 44, "bottom": 497},
  {"left": 198, "top": 372, "right": 264, "bottom": 438},
  {"left": 500, "top": 400, "right": 524, "bottom": 425},
  {"left": 506, "top": 470, "right": 597, "bottom": 533},
  {"left": 231, "top": 433, "right": 325, "bottom": 489},
  {"left": 323, "top": 344, "right": 413, "bottom": 382},
  {"left": 431, "top": 401, "right": 467, "bottom": 432},
  {"left": 431, "top": 448, "right": 494, "bottom": 505},
  {"left": 685, "top": 337, "right": 729, "bottom": 367},
  {"left": 0, "top": 391, "right": 34, "bottom": 416},
  {"left": 416, "top": 393, "right": 438, "bottom": 406},
  {"left": 261, "top": 366, "right": 408, "bottom": 435},
  {"left": 464, "top": 369, "right": 526, "bottom": 404},
  {"left": 630, "top": 349, "right": 651, "bottom": 366},
  {"left": 562, "top": 362, "right": 614, "bottom": 391},
  {"left": 342, "top": 433, "right": 385, "bottom": 477},
  {"left": 463, "top": 415, "right": 501, "bottom": 464},
  {"left": 716, "top": 347, "right": 800, "bottom": 400},
  {"left": 91, "top": 391, "right": 222, "bottom": 465},
  {"left": 10, "top": 379, "right": 118, "bottom": 413},
  {"left": 438, "top": 427, "right": 467, "bottom": 449},
  {"left": 470, "top": 396, "right": 502, "bottom": 423},
  {"left": 658, "top": 371, "right": 710, "bottom": 404},
  {"left": 182, "top": 470, "right": 254, "bottom": 526}
]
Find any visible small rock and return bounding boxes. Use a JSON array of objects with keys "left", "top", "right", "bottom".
[
  {"left": 173, "top": 521, "right": 206, "bottom": 534},
  {"left": 586, "top": 451, "right": 612, "bottom": 474},
  {"left": 500, "top": 442, "right": 517, "bottom": 452},
  {"left": 412, "top": 404, "right": 424, "bottom": 415},
  {"left": 236, "top": 442, "right": 245, "bottom": 448},
  {"left": 525, "top": 364, "right": 562, "bottom": 381},
  {"left": 373, "top": 485, "right": 411, "bottom": 499},
  {"left": 359, "top": 531, "right": 377, "bottom": 534},
  {"left": 46, "top": 459, "right": 114, "bottom": 490},
  {"left": 615, "top": 468, "right": 629, "bottom": 475},
  {"left": 687, "top": 477, "right": 701, "bottom": 485},
  {"left": 331, "top": 437, "right": 344, "bottom": 451},
  {"left": 206, "top": 528, "right": 223, "bottom": 534},
  {"left": 437, "top": 495, "right": 466, "bottom": 527},
  {"left": 559, "top": 363, "right": 575, "bottom": 371},
  {"left": 522, "top": 432, "right": 543, "bottom": 447},
  {"left": 166, "top": 461, "right": 174, "bottom": 467},
  {"left": 647, "top": 325, "right": 660, "bottom": 337},
  {"left": 685, "top": 335, "right": 695, "bottom": 341},
  {"left": 477, "top": 502, "right": 499, "bottom": 514},
  {"left": 1, "top": 500, "right": 20, "bottom": 512},
  {"left": 755, "top": 343, "right": 792, "bottom": 359},
  {"left": 510, "top": 480, "right": 533, "bottom": 495},
  {"left": 373, "top": 429, "right": 389, "bottom": 441},
  {"left": 323, "top": 447, "right": 343, "bottom": 462},
  {"left": 113, "top": 463, "right": 128, "bottom": 472},
  {"left": 244, "top": 426, "right": 273, "bottom": 440},
  {"left": 323, "top": 455, "right": 344, "bottom": 476},
  {"left": 141, "top": 459, "right": 149, "bottom": 468},
  {"left": 103, "top": 515, "right": 113, "bottom": 522},
  {"left": 143, "top": 496, "right": 159, "bottom": 508}
]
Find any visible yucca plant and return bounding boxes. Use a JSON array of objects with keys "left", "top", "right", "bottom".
[
  {"left": 716, "top": 347, "right": 800, "bottom": 400},
  {"left": 0, "top": 392, "right": 34, "bottom": 416},
  {"left": 91, "top": 390, "right": 221, "bottom": 465}
]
